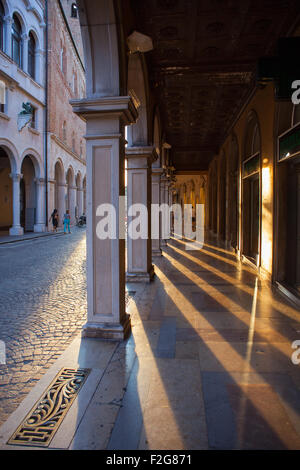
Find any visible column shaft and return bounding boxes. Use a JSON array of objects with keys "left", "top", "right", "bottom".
[
  {"left": 34, "top": 178, "right": 46, "bottom": 232},
  {"left": 152, "top": 168, "right": 163, "bottom": 256},
  {"left": 71, "top": 96, "right": 138, "bottom": 340},
  {"left": 9, "top": 173, "right": 24, "bottom": 236},
  {"left": 126, "top": 147, "right": 157, "bottom": 282}
]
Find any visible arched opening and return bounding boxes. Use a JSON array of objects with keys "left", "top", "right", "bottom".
[
  {"left": 54, "top": 160, "right": 65, "bottom": 227},
  {"left": 28, "top": 31, "right": 36, "bottom": 80},
  {"left": 11, "top": 14, "right": 22, "bottom": 68},
  {"left": 242, "top": 114, "right": 261, "bottom": 265},
  {"left": 20, "top": 155, "right": 37, "bottom": 232},
  {"left": 0, "top": 146, "right": 12, "bottom": 234},
  {"left": 228, "top": 135, "right": 239, "bottom": 250}
]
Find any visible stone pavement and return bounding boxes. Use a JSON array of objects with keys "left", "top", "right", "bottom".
[
  {"left": 0, "top": 235, "right": 300, "bottom": 450},
  {"left": 0, "top": 228, "right": 88, "bottom": 425}
]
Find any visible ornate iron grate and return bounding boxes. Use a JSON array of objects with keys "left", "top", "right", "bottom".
[{"left": 7, "top": 367, "right": 90, "bottom": 447}]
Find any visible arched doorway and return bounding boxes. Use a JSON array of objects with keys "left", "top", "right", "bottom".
[
  {"left": 242, "top": 114, "right": 261, "bottom": 265},
  {"left": 0, "top": 147, "right": 12, "bottom": 234},
  {"left": 218, "top": 152, "right": 226, "bottom": 240},
  {"left": 20, "top": 155, "right": 37, "bottom": 232}
]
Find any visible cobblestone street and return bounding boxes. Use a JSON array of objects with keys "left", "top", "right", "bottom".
[{"left": 0, "top": 229, "right": 88, "bottom": 426}]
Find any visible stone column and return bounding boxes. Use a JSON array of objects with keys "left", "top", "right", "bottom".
[
  {"left": 126, "top": 146, "right": 157, "bottom": 282},
  {"left": 34, "top": 178, "right": 46, "bottom": 232},
  {"left": 71, "top": 96, "right": 138, "bottom": 340},
  {"left": 78, "top": 187, "right": 84, "bottom": 217},
  {"left": 152, "top": 168, "right": 163, "bottom": 257},
  {"left": 58, "top": 183, "right": 67, "bottom": 227},
  {"left": 160, "top": 175, "right": 168, "bottom": 247},
  {"left": 22, "top": 34, "right": 29, "bottom": 74},
  {"left": 69, "top": 185, "right": 77, "bottom": 224},
  {"left": 9, "top": 173, "right": 24, "bottom": 236}
]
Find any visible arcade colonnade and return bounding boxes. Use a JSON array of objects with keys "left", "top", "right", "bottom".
[
  {"left": 207, "top": 82, "right": 300, "bottom": 301},
  {"left": 71, "top": 0, "right": 182, "bottom": 340},
  {"left": 0, "top": 141, "right": 86, "bottom": 235}
]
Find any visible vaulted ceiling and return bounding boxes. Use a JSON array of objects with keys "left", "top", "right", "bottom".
[{"left": 130, "top": 0, "right": 300, "bottom": 171}]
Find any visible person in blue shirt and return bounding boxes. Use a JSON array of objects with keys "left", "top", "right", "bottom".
[{"left": 63, "top": 210, "right": 71, "bottom": 234}]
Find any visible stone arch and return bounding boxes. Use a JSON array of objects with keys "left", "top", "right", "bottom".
[
  {"left": 20, "top": 148, "right": 42, "bottom": 178},
  {"left": 76, "top": 0, "right": 126, "bottom": 97},
  {"left": 0, "top": 138, "right": 18, "bottom": 173},
  {"left": 11, "top": 8, "right": 27, "bottom": 33},
  {"left": 1, "top": 0, "right": 10, "bottom": 17}
]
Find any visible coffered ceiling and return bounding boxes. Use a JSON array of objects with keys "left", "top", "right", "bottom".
[{"left": 130, "top": 0, "right": 300, "bottom": 171}]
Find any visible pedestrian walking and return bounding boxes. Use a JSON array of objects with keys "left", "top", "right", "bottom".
[
  {"left": 63, "top": 210, "right": 71, "bottom": 234},
  {"left": 49, "top": 209, "right": 59, "bottom": 232}
]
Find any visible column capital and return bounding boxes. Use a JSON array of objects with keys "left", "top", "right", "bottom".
[
  {"left": 9, "top": 173, "right": 23, "bottom": 182},
  {"left": 4, "top": 15, "right": 13, "bottom": 24},
  {"left": 34, "top": 178, "right": 45, "bottom": 185},
  {"left": 70, "top": 96, "right": 139, "bottom": 127},
  {"left": 151, "top": 167, "right": 164, "bottom": 177},
  {"left": 126, "top": 145, "right": 158, "bottom": 163}
]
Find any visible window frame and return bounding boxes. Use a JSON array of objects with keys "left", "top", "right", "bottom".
[
  {"left": 11, "top": 14, "right": 22, "bottom": 68},
  {"left": 28, "top": 31, "right": 36, "bottom": 80}
]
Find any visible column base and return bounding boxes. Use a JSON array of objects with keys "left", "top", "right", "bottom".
[
  {"left": 81, "top": 314, "right": 131, "bottom": 341},
  {"left": 126, "top": 265, "right": 155, "bottom": 283},
  {"left": 9, "top": 226, "right": 24, "bottom": 236},
  {"left": 34, "top": 224, "right": 46, "bottom": 233},
  {"left": 152, "top": 248, "right": 162, "bottom": 257}
]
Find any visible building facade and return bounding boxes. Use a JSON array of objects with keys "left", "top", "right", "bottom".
[
  {"left": 207, "top": 78, "right": 300, "bottom": 303},
  {"left": 0, "top": 0, "right": 86, "bottom": 236},
  {"left": 47, "top": 0, "right": 86, "bottom": 228}
]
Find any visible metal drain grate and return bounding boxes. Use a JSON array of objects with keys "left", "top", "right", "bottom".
[{"left": 8, "top": 367, "right": 90, "bottom": 447}]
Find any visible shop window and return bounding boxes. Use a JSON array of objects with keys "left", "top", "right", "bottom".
[{"left": 12, "top": 14, "right": 22, "bottom": 68}]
